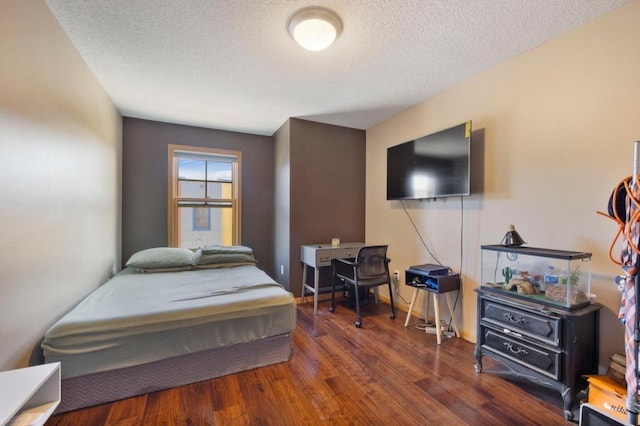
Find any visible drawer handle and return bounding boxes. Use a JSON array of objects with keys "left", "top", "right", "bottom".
[
  {"left": 503, "top": 328, "right": 522, "bottom": 338},
  {"left": 503, "top": 342, "right": 529, "bottom": 356},
  {"left": 504, "top": 313, "right": 528, "bottom": 325}
]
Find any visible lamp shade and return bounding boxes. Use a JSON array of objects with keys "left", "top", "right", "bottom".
[
  {"left": 501, "top": 225, "right": 526, "bottom": 246},
  {"left": 287, "top": 7, "right": 342, "bottom": 51}
]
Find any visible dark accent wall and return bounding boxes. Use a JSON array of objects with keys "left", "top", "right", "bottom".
[
  {"left": 273, "top": 120, "right": 291, "bottom": 288},
  {"left": 280, "top": 118, "right": 366, "bottom": 296},
  {"left": 122, "top": 118, "right": 274, "bottom": 276}
]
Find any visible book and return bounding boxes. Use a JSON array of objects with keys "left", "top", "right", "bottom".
[
  {"left": 610, "top": 353, "right": 626, "bottom": 366},
  {"left": 608, "top": 360, "right": 626, "bottom": 375},
  {"left": 607, "top": 354, "right": 627, "bottom": 386}
]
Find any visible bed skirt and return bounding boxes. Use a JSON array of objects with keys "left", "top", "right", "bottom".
[{"left": 55, "top": 332, "right": 293, "bottom": 413}]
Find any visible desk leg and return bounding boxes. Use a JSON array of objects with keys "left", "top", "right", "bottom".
[
  {"left": 445, "top": 293, "right": 460, "bottom": 338},
  {"left": 313, "top": 267, "right": 320, "bottom": 315},
  {"left": 404, "top": 288, "right": 420, "bottom": 327},
  {"left": 433, "top": 293, "right": 442, "bottom": 345},
  {"left": 301, "top": 265, "right": 307, "bottom": 305}
]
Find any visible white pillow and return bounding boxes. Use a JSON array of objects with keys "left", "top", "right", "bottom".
[{"left": 125, "top": 247, "right": 195, "bottom": 271}]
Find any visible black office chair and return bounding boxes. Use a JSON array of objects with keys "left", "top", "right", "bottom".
[{"left": 329, "top": 245, "right": 396, "bottom": 328}]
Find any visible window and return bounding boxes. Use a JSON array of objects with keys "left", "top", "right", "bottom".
[{"left": 168, "top": 145, "right": 241, "bottom": 249}]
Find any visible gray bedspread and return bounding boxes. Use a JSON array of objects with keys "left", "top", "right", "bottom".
[{"left": 42, "top": 266, "right": 296, "bottom": 378}]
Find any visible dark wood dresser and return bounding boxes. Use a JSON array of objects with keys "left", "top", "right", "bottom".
[{"left": 474, "top": 288, "right": 602, "bottom": 420}]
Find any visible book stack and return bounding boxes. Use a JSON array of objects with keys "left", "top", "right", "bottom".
[{"left": 607, "top": 353, "right": 626, "bottom": 387}]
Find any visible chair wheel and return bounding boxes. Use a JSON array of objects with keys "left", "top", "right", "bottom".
[
  {"left": 329, "top": 306, "right": 334, "bottom": 313},
  {"left": 355, "top": 320, "right": 362, "bottom": 328},
  {"left": 390, "top": 313, "right": 396, "bottom": 320}
]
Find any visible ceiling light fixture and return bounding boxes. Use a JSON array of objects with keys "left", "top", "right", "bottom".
[{"left": 287, "top": 6, "right": 342, "bottom": 52}]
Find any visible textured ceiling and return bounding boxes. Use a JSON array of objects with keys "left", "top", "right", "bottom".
[{"left": 45, "top": 0, "right": 631, "bottom": 136}]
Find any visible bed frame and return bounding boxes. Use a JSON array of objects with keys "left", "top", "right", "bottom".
[{"left": 56, "top": 332, "right": 293, "bottom": 413}]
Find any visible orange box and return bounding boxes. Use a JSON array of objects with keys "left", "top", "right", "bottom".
[{"left": 586, "top": 375, "right": 634, "bottom": 424}]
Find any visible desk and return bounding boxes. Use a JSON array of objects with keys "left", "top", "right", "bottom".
[{"left": 301, "top": 242, "right": 364, "bottom": 314}]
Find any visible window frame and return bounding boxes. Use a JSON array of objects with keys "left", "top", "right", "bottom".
[{"left": 167, "top": 144, "right": 242, "bottom": 248}]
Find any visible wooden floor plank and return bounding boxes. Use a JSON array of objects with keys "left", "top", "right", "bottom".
[
  {"left": 48, "top": 300, "right": 576, "bottom": 425},
  {"left": 103, "top": 394, "right": 147, "bottom": 425}
]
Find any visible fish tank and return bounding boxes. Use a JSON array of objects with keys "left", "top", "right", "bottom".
[{"left": 480, "top": 245, "right": 592, "bottom": 311}]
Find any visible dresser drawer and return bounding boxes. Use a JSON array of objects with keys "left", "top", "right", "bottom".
[
  {"left": 481, "top": 327, "right": 562, "bottom": 380},
  {"left": 481, "top": 300, "right": 561, "bottom": 347}
]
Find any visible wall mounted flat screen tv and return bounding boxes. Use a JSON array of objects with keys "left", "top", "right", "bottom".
[{"left": 387, "top": 121, "right": 471, "bottom": 200}]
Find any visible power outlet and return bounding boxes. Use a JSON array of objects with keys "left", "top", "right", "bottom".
[{"left": 393, "top": 270, "right": 400, "bottom": 281}]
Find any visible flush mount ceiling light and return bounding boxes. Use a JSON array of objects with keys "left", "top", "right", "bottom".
[{"left": 287, "top": 6, "right": 343, "bottom": 52}]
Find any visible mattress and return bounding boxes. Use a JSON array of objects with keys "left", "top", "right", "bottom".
[{"left": 42, "top": 265, "right": 296, "bottom": 379}]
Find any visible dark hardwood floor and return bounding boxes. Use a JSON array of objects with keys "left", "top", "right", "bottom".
[{"left": 47, "top": 299, "right": 577, "bottom": 425}]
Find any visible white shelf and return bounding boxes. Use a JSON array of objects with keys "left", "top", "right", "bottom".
[{"left": 0, "top": 363, "right": 60, "bottom": 426}]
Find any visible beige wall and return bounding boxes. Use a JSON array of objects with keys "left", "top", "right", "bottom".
[
  {"left": 366, "top": 1, "right": 640, "bottom": 365},
  {"left": 0, "top": 2, "right": 122, "bottom": 370}
]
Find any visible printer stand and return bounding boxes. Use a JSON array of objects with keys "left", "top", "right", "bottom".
[{"left": 403, "top": 267, "right": 461, "bottom": 344}]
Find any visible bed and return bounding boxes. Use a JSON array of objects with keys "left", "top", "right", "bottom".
[{"left": 41, "top": 246, "right": 296, "bottom": 413}]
